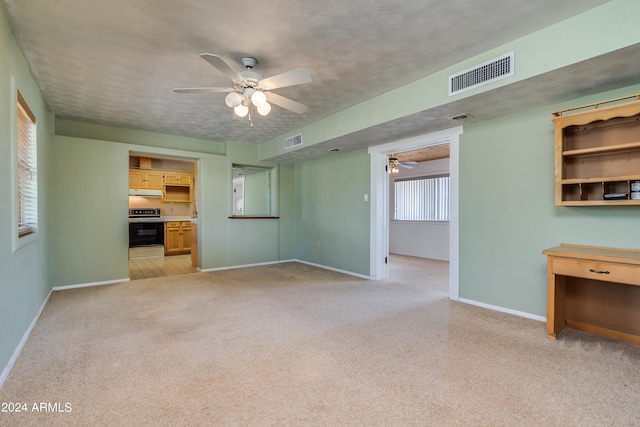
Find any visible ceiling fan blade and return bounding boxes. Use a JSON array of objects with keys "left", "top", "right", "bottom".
[
  {"left": 402, "top": 161, "right": 418, "bottom": 165},
  {"left": 265, "top": 92, "right": 308, "bottom": 114},
  {"left": 398, "top": 163, "right": 414, "bottom": 169},
  {"left": 260, "top": 68, "right": 312, "bottom": 90},
  {"left": 200, "top": 53, "right": 243, "bottom": 82},
  {"left": 173, "top": 87, "right": 234, "bottom": 94}
]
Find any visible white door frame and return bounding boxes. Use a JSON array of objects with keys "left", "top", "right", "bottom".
[{"left": 368, "top": 126, "right": 462, "bottom": 300}]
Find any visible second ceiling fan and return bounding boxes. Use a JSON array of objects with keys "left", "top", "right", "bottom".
[
  {"left": 174, "top": 54, "right": 312, "bottom": 117},
  {"left": 389, "top": 156, "right": 417, "bottom": 174}
]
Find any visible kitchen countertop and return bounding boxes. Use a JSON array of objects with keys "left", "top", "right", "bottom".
[{"left": 162, "top": 216, "right": 195, "bottom": 221}]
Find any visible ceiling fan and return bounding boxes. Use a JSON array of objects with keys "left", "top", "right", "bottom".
[
  {"left": 174, "top": 54, "right": 312, "bottom": 118},
  {"left": 388, "top": 156, "right": 418, "bottom": 174}
]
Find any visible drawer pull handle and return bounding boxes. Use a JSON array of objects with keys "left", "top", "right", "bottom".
[{"left": 589, "top": 268, "right": 610, "bottom": 275}]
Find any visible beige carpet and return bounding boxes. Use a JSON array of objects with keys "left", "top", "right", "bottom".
[{"left": 1, "top": 256, "right": 639, "bottom": 426}]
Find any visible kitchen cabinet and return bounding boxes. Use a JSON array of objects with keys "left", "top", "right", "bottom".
[
  {"left": 552, "top": 93, "right": 640, "bottom": 206},
  {"left": 164, "top": 172, "right": 193, "bottom": 202},
  {"left": 129, "top": 169, "right": 164, "bottom": 190},
  {"left": 164, "top": 185, "right": 192, "bottom": 203},
  {"left": 164, "top": 172, "right": 192, "bottom": 185},
  {"left": 165, "top": 221, "right": 192, "bottom": 255}
]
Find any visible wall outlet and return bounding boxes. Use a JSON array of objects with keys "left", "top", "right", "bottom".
[{"left": 364, "top": 194, "right": 368, "bottom": 202}]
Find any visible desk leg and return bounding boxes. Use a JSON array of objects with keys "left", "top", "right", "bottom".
[{"left": 546, "top": 264, "right": 566, "bottom": 339}]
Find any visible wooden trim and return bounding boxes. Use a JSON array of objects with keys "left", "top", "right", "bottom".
[
  {"left": 17, "top": 91, "right": 36, "bottom": 123},
  {"left": 565, "top": 320, "right": 640, "bottom": 345},
  {"left": 552, "top": 93, "right": 640, "bottom": 117},
  {"left": 562, "top": 141, "right": 640, "bottom": 157}
]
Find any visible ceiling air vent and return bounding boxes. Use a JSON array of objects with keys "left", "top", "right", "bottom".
[
  {"left": 449, "top": 51, "right": 514, "bottom": 96},
  {"left": 285, "top": 133, "right": 303, "bottom": 149}
]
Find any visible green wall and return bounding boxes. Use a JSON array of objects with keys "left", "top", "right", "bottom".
[
  {"left": 259, "top": 0, "right": 640, "bottom": 162},
  {"left": 243, "top": 170, "right": 270, "bottom": 215},
  {"left": 51, "top": 136, "right": 130, "bottom": 285},
  {"left": 49, "top": 131, "right": 293, "bottom": 286},
  {"left": 0, "top": 7, "right": 52, "bottom": 378},
  {"left": 459, "top": 83, "right": 640, "bottom": 316},
  {"left": 294, "top": 149, "right": 371, "bottom": 275},
  {"left": 56, "top": 119, "right": 226, "bottom": 155}
]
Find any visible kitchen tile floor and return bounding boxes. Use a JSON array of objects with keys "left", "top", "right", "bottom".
[{"left": 128, "top": 254, "right": 197, "bottom": 281}]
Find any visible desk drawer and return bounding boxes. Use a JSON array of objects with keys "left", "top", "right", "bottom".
[{"left": 552, "top": 258, "right": 640, "bottom": 286}]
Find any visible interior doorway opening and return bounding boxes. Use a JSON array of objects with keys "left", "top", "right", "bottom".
[{"left": 368, "top": 126, "right": 462, "bottom": 300}]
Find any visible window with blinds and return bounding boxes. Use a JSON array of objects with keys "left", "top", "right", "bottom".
[
  {"left": 394, "top": 175, "right": 450, "bottom": 221},
  {"left": 17, "top": 91, "right": 37, "bottom": 238}
]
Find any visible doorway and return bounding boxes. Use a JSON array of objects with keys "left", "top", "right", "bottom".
[{"left": 368, "top": 126, "right": 462, "bottom": 299}]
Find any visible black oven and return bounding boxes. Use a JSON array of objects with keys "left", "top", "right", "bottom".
[
  {"left": 128, "top": 208, "right": 164, "bottom": 248},
  {"left": 129, "top": 222, "right": 164, "bottom": 248}
]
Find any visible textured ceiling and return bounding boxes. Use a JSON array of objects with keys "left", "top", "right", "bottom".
[{"left": 1, "top": 0, "right": 624, "bottom": 162}]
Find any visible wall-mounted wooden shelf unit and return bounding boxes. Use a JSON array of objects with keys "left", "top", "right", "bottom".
[{"left": 552, "top": 93, "right": 640, "bottom": 206}]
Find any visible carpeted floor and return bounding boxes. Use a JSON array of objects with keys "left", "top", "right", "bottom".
[{"left": 1, "top": 256, "right": 639, "bottom": 426}]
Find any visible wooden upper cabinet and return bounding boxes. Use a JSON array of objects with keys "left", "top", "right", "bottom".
[
  {"left": 146, "top": 171, "right": 164, "bottom": 189},
  {"left": 552, "top": 93, "right": 640, "bottom": 206},
  {"left": 129, "top": 170, "right": 145, "bottom": 189},
  {"left": 129, "top": 169, "right": 164, "bottom": 190},
  {"left": 164, "top": 172, "right": 192, "bottom": 185},
  {"left": 129, "top": 169, "right": 193, "bottom": 202}
]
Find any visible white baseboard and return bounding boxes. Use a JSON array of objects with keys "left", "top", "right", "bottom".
[
  {"left": 200, "top": 259, "right": 294, "bottom": 273},
  {"left": 293, "top": 259, "right": 373, "bottom": 280},
  {"left": 458, "top": 297, "right": 546, "bottom": 322},
  {"left": 0, "top": 289, "right": 53, "bottom": 391},
  {"left": 52, "top": 278, "right": 130, "bottom": 291},
  {"left": 200, "top": 259, "right": 372, "bottom": 280}
]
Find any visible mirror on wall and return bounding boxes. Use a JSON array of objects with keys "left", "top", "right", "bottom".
[{"left": 232, "top": 165, "right": 272, "bottom": 216}]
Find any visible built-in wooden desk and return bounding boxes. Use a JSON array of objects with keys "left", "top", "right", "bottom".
[{"left": 542, "top": 244, "right": 640, "bottom": 344}]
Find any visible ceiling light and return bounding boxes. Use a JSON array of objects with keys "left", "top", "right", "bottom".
[
  {"left": 257, "top": 102, "right": 271, "bottom": 116},
  {"left": 234, "top": 104, "right": 249, "bottom": 117},
  {"left": 388, "top": 157, "right": 400, "bottom": 174},
  {"left": 251, "top": 90, "right": 267, "bottom": 107},
  {"left": 225, "top": 92, "right": 242, "bottom": 108}
]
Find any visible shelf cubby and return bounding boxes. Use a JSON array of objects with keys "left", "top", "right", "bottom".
[{"left": 552, "top": 93, "right": 640, "bottom": 206}]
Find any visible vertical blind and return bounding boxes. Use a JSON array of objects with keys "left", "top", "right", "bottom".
[
  {"left": 17, "top": 91, "right": 37, "bottom": 237},
  {"left": 394, "top": 175, "right": 450, "bottom": 221}
]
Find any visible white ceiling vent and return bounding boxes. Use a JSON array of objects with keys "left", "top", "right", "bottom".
[
  {"left": 449, "top": 51, "right": 514, "bottom": 96},
  {"left": 285, "top": 133, "right": 303, "bottom": 149}
]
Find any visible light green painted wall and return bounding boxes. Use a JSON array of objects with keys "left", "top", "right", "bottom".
[
  {"left": 56, "top": 118, "right": 226, "bottom": 155},
  {"left": 227, "top": 220, "right": 280, "bottom": 266},
  {"left": 294, "top": 149, "right": 371, "bottom": 275},
  {"left": 259, "top": 0, "right": 640, "bottom": 162},
  {"left": 51, "top": 136, "right": 130, "bottom": 285},
  {"left": 197, "top": 155, "right": 231, "bottom": 269},
  {"left": 459, "top": 83, "right": 640, "bottom": 316},
  {"left": 50, "top": 131, "right": 291, "bottom": 284},
  {"left": 244, "top": 171, "right": 270, "bottom": 215},
  {"left": 0, "top": 7, "right": 52, "bottom": 376},
  {"left": 278, "top": 164, "right": 296, "bottom": 260}
]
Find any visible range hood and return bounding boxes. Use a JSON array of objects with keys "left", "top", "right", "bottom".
[{"left": 128, "top": 188, "right": 163, "bottom": 198}]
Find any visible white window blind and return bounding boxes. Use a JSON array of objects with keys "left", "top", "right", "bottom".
[
  {"left": 394, "top": 175, "right": 450, "bottom": 221},
  {"left": 17, "top": 91, "right": 37, "bottom": 237}
]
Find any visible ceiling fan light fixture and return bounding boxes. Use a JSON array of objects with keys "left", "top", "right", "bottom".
[
  {"left": 251, "top": 90, "right": 267, "bottom": 106},
  {"left": 388, "top": 157, "right": 400, "bottom": 174},
  {"left": 257, "top": 102, "right": 271, "bottom": 116},
  {"left": 225, "top": 92, "right": 242, "bottom": 108},
  {"left": 176, "top": 53, "right": 312, "bottom": 118},
  {"left": 234, "top": 104, "right": 249, "bottom": 117}
]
